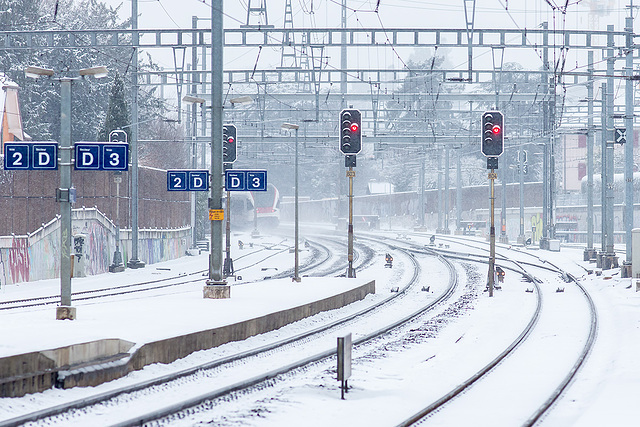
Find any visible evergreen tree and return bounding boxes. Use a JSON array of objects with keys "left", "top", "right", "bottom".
[{"left": 99, "top": 72, "right": 130, "bottom": 141}]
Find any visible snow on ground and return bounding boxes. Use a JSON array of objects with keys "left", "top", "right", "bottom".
[
  {"left": 0, "top": 231, "right": 370, "bottom": 357},
  {"left": 1, "top": 228, "right": 639, "bottom": 426}
]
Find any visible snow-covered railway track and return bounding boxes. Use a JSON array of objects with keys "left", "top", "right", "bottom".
[
  {"left": 0, "top": 238, "right": 335, "bottom": 312},
  {"left": 0, "top": 241, "right": 453, "bottom": 427},
  {"left": 397, "top": 243, "right": 597, "bottom": 426}
]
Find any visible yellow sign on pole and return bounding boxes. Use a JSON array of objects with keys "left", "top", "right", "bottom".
[
  {"left": 209, "top": 209, "right": 224, "bottom": 221},
  {"left": 346, "top": 170, "right": 356, "bottom": 177}
]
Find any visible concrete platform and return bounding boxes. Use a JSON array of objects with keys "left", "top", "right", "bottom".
[{"left": 0, "top": 277, "right": 375, "bottom": 397}]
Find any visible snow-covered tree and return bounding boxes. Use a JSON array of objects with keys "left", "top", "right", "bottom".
[{"left": 99, "top": 72, "right": 129, "bottom": 142}]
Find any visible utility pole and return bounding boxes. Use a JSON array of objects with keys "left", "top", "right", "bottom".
[
  {"left": 541, "top": 22, "right": 550, "bottom": 248},
  {"left": 127, "top": 0, "right": 144, "bottom": 269},
  {"left": 444, "top": 146, "right": 450, "bottom": 234},
  {"left": 205, "top": 0, "right": 229, "bottom": 298},
  {"left": 341, "top": 0, "right": 347, "bottom": 108},
  {"left": 604, "top": 25, "right": 616, "bottom": 268},
  {"left": 491, "top": 45, "right": 507, "bottom": 243},
  {"left": 518, "top": 103, "right": 525, "bottom": 244},
  {"left": 437, "top": 148, "right": 443, "bottom": 233},
  {"left": 623, "top": 5, "right": 635, "bottom": 276},
  {"left": 601, "top": 82, "right": 607, "bottom": 256},
  {"left": 419, "top": 155, "right": 426, "bottom": 230},
  {"left": 456, "top": 150, "right": 462, "bottom": 233},
  {"left": 58, "top": 78, "right": 74, "bottom": 320},
  {"left": 585, "top": 51, "right": 596, "bottom": 261},
  {"left": 463, "top": 0, "right": 476, "bottom": 82}
]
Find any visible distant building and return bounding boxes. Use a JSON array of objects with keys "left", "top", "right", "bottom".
[
  {"left": 367, "top": 180, "right": 394, "bottom": 195},
  {"left": 0, "top": 74, "right": 30, "bottom": 153}
]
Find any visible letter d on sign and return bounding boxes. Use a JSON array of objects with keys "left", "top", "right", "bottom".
[
  {"left": 38, "top": 152, "right": 50, "bottom": 166},
  {"left": 193, "top": 177, "right": 203, "bottom": 188},
  {"left": 231, "top": 177, "right": 240, "bottom": 188},
  {"left": 82, "top": 152, "right": 94, "bottom": 166}
]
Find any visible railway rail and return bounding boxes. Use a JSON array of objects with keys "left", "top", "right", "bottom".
[
  {"left": 385, "top": 233, "right": 598, "bottom": 426},
  {"left": 0, "top": 233, "right": 599, "bottom": 426},
  {"left": 0, "top": 238, "right": 453, "bottom": 427},
  {"left": 0, "top": 236, "right": 359, "bottom": 312}
]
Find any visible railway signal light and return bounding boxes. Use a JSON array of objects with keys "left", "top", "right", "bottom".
[
  {"left": 223, "top": 124, "right": 237, "bottom": 163},
  {"left": 339, "top": 109, "right": 362, "bottom": 155},
  {"left": 481, "top": 111, "right": 504, "bottom": 157}
]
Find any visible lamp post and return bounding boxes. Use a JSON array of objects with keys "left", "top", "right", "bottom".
[
  {"left": 25, "top": 65, "right": 108, "bottom": 320},
  {"left": 110, "top": 170, "right": 124, "bottom": 272},
  {"left": 183, "top": 94, "right": 206, "bottom": 252},
  {"left": 491, "top": 45, "right": 508, "bottom": 244},
  {"left": 282, "top": 122, "right": 300, "bottom": 282}
]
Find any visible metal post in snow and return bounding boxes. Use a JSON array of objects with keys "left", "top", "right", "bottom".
[
  {"left": 347, "top": 166, "right": 355, "bottom": 278},
  {"left": 294, "top": 127, "right": 300, "bottom": 282},
  {"left": 624, "top": 12, "right": 635, "bottom": 268},
  {"left": 58, "top": 78, "right": 73, "bottom": 319},
  {"left": 127, "top": 0, "right": 144, "bottom": 269}
]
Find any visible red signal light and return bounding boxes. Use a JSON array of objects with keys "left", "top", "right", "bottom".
[
  {"left": 228, "top": 136, "right": 235, "bottom": 143},
  {"left": 492, "top": 125, "right": 501, "bottom": 134},
  {"left": 350, "top": 123, "right": 359, "bottom": 132}
]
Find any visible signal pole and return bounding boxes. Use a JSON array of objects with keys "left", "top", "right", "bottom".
[
  {"left": 339, "top": 109, "right": 361, "bottom": 278},
  {"left": 482, "top": 111, "right": 504, "bottom": 297},
  {"left": 347, "top": 164, "right": 355, "bottom": 278},
  {"left": 488, "top": 163, "right": 497, "bottom": 297},
  {"left": 222, "top": 124, "right": 237, "bottom": 279}
]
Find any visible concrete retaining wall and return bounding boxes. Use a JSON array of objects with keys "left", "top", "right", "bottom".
[
  {"left": 0, "top": 280, "right": 375, "bottom": 396},
  {"left": 0, "top": 208, "right": 190, "bottom": 287}
]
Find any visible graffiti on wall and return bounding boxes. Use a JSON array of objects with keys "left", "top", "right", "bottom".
[
  {"left": 9, "top": 237, "right": 30, "bottom": 283},
  {"left": 0, "top": 238, "right": 31, "bottom": 287},
  {"left": 78, "top": 221, "right": 111, "bottom": 275},
  {"left": 0, "top": 208, "right": 189, "bottom": 285},
  {"left": 0, "top": 237, "right": 31, "bottom": 285}
]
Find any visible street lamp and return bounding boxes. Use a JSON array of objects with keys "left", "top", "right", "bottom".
[
  {"left": 229, "top": 96, "right": 253, "bottom": 107},
  {"left": 183, "top": 95, "right": 206, "bottom": 105},
  {"left": 78, "top": 66, "right": 108, "bottom": 79},
  {"left": 25, "top": 66, "right": 54, "bottom": 78},
  {"left": 183, "top": 95, "right": 206, "bottom": 253},
  {"left": 282, "top": 122, "right": 301, "bottom": 282},
  {"left": 25, "top": 65, "right": 108, "bottom": 320}
]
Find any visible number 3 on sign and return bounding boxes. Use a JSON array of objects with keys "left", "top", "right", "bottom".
[{"left": 246, "top": 171, "right": 267, "bottom": 191}]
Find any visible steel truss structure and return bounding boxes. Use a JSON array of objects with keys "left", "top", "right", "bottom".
[{"left": 1, "top": 20, "right": 636, "bottom": 269}]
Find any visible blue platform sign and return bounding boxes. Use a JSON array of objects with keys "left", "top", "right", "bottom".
[
  {"left": 167, "top": 171, "right": 188, "bottom": 191},
  {"left": 74, "top": 142, "right": 129, "bottom": 171},
  {"left": 75, "top": 144, "right": 100, "bottom": 170},
  {"left": 32, "top": 143, "right": 58, "bottom": 170},
  {"left": 102, "top": 144, "right": 129, "bottom": 170},
  {"left": 225, "top": 170, "right": 267, "bottom": 191},
  {"left": 246, "top": 171, "right": 267, "bottom": 191},
  {"left": 167, "top": 170, "right": 209, "bottom": 191},
  {"left": 4, "top": 144, "right": 30, "bottom": 170},
  {"left": 225, "top": 171, "right": 246, "bottom": 191},
  {"left": 4, "top": 142, "right": 58, "bottom": 170},
  {"left": 188, "top": 171, "right": 209, "bottom": 191}
]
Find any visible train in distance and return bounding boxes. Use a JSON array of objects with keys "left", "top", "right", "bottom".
[{"left": 227, "top": 183, "right": 281, "bottom": 229}]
